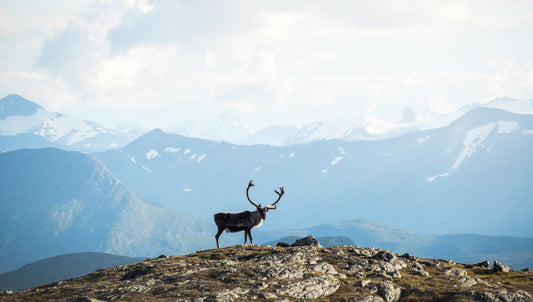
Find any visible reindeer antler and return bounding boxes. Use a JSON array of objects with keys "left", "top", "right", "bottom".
[
  {"left": 246, "top": 180, "right": 259, "bottom": 207},
  {"left": 266, "top": 186, "right": 284, "bottom": 210}
]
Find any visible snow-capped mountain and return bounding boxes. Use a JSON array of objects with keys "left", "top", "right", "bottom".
[
  {"left": 162, "top": 97, "right": 533, "bottom": 146},
  {"left": 95, "top": 107, "right": 533, "bottom": 238},
  {"left": 0, "top": 94, "right": 135, "bottom": 152},
  {"left": 166, "top": 112, "right": 251, "bottom": 144},
  {"left": 283, "top": 98, "right": 533, "bottom": 146},
  {"left": 484, "top": 97, "right": 533, "bottom": 115},
  {"left": 240, "top": 125, "right": 299, "bottom": 146},
  {"left": 283, "top": 105, "right": 480, "bottom": 145}
]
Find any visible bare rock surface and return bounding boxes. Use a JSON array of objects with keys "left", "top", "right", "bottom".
[{"left": 276, "top": 274, "right": 340, "bottom": 298}]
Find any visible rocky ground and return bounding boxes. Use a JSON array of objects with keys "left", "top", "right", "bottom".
[{"left": 1, "top": 237, "right": 532, "bottom": 302}]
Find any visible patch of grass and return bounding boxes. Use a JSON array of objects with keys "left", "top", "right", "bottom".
[{"left": 399, "top": 288, "right": 471, "bottom": 302}]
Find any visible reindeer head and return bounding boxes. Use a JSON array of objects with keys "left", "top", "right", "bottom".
[{"left": 247, "top": 180, "right": 285, "bottom": 220}]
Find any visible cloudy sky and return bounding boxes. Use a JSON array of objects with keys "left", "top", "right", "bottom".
[{"left": 1, "top": 0, "right": 532, "bottom": 131}]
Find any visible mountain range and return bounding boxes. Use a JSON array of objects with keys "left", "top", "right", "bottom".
[
  {"left": 3, "top": 94, "right": 532, "bottom": 150},
  {"left": 1, "top": 93, "right": 533, "bottom": 283},
  {"left": 94, "top": 107, "right": 533, "bottom": 238},
  {"left": 0, "top": 94, "right": 137, "bottom": 152},
  {"left": 283, "top": 98, "right": 533, "bottom": 145},
  {"left": 0, "top": 148, "right": 214, "bottom": 273},
  {"left": 1, "top": 144, "right": 531, "bottom": 275},
  {"left": 161, "top": 97, "right": 533, "bottom": 146}
]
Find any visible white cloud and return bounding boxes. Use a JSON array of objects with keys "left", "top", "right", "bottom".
[{"left": 1, "top": 0, "right": 532, "bottom": 131}]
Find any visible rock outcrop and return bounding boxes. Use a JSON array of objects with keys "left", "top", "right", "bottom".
[
  {"left": 291, "top": 235, "right": 321, "bottom": 247},
  {"left": 2, "top": 240, "right": 532, "bottom": 302},
  {"left": 493, "top": 260, "right": 512, "bottom": 273}
]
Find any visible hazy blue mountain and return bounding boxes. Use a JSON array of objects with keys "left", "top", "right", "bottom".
[
  {"left": 241, "top": 125, "right": 299, "bottom": 146},
  {"left": 258, "top": 219, "right": 533, "bottom": 270},
  {"left": 95, "top": 107, "right": 533, "bottom": 238},
  {"left": 166, "top": 112, "right": 251, "bottom": 144},
  {"left": 0, "top": 94, "right": 43, "bottom": 117},
  {"left": 0, "top": 133, "right": 61, "bottom": 152},
  {"left": 0, "top": 148, "right": 214, "bottom": 273},
  {"left": 485, "top": 97, "right": 533, "bottom": 115},
  {"left": 0, "top": 252, "right": 144, "bottom": 291},
  {"left": 0, "top": 94, "right": 135, "bottom": 152}
]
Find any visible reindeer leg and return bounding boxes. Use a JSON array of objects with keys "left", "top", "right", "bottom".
[
  {"left": 215, "top": 227, "right": 224, "bottom": 248},
  {"left": 248, "top": 229, "right": 254, "bottom": 245},
  {"left": 244, "top": 229, "right": 249, "bottom": 245}
]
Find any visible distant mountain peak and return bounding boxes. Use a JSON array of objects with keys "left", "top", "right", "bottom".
[
  {"left": 0, "top": 94, "right": 43, "bottom": 119},
  {"left": 0, "top": 94, "right": 135, "bottom": 152},
  {"left": 450, "top": 106, "right": 520, "bottom": 128},
  {"left": 148, "top": 128, "right": 165, "bottom": 135}
]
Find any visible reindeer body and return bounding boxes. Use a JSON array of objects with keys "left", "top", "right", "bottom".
[
  {"left": 214, "top": 180, "right": 284, "bottom": 248},
  {"left": 214, "top": 210, "right": 264, "bottom": 232}
]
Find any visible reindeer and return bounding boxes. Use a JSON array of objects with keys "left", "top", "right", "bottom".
[{"left": 214, "top": 180, "right": 285, "bottom": 248}]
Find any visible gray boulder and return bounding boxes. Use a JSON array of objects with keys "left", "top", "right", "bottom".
[
  {"left": 373, "top": 250, "right": 396, "bottom": 262},
  {"left": 371, "top": 282, "right": 401, "bottom": 302},
  {"left": 493, "top": 260, "right": 511, "bottom": 273},
  {"left": 444, "top": 268, "right": 468, "bottom": 277},
  {"left": 292, "top": 235, "right": 321, "bottom": 247}
]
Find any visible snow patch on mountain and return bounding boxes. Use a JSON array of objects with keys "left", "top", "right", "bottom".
[
  {"left": 164, "top": 147, "right": 181, "bottom": 153},
  {"left": 184, "top": 148, "right": 191, "bottom": 155},
  {"left": 124, "top": 152, "right": 136, "bottom": 164},
  {"left": 166, "top": 113, "right": 250, "bottom": 143},
  {"left": 285, "top": 119, "right": 371, "bottom": 145},
  {"left": 415, "top": 135, "right": 431, "bottom": 143},
  {"left": 451, "top": 123, "right": 496, "bottom": 170},
  {"left": 197, "top": 154, "right": 206, "bottom": 163},
  {"left": 146, "top": 150, "right": 160, "bottom": 160},
  {"left": 497, "top": 121, "right": 520, "bottom": 134},
  {"left": 426, "top": 173, "right": 449, "bottom": 183},
  {"left": 330, "top": 156, "right": 343, "bottom": 165}
]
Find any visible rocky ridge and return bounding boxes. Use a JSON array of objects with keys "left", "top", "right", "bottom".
[{"left": 2, "top": 240, "right": 532, "bottom": 302}]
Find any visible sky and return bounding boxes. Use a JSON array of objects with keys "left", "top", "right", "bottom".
[{"left": 1, "top": 0, "right": 532, "bottom": 132}]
